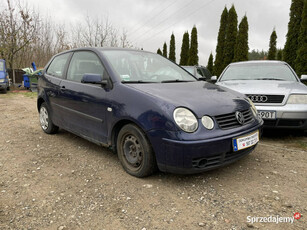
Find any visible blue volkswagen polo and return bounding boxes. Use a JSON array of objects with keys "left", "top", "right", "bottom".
[{"left": 37, "top": 48, "right": 263, "bottom": 177}]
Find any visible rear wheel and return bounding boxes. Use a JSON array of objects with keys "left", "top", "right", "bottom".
[
  {"left": 117, "top": 124, "right": 157, "bottom": 177},
  {"left": 39, "top": 103, "right": 59, "bottom": 134}
]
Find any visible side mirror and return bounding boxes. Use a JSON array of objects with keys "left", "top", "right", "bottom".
[
  {"left": 81, "top": 74, "right": 107, "bottom": 86},
  {"left": 301, "top": 75, "right": 307, "bottom": 82},
  {"left": 211, "top": 76, "right": 217, "bottom": 82}
]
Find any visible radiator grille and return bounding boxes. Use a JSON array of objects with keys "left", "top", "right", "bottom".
[
  {"left": 215, "top": 109, "right": 254, "bottom": 129},
  {"left": 246, "top": 94, "right": 284, "bottom": 104}
]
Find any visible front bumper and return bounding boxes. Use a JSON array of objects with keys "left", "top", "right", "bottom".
[
  {"left": 256, "top": 104, "right": 307, "bottom": 129},
  {"left": 0, "top": 82, "right": 8, "bottom": 89},
  {"left": 148, "top": 124, "right": 262, "bottom": 174}
]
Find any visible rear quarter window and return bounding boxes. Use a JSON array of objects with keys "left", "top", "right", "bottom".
[{"left": 46, "top": 53, "right": 70, "bottom": 78}]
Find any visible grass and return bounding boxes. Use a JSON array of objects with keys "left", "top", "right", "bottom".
[
  {"left": 296, "top": 139, "right": 307, "bottom": 149},
  {"left": 0, "top": 90, "right": 37, "bottom": 99},
  {"left": 22, "top": 91, "right": 37, "bottom": 98},
  {"left": 276, "top": 135, "right": 307, "bottom": 150}
]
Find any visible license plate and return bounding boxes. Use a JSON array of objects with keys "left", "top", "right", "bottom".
[
  {"left": 233, "top": 130, "right": 259, "bottom": 151},
  {"left": 258, "top": 110, "right": 276, "bottom": 119}
]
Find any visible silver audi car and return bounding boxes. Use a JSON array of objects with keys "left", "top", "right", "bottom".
[{"left": 215, "top": 61, "right": 307, "bottom": 130}]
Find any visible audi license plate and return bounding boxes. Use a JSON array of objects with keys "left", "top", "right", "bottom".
[
  {"left": 258, "top": 110, "right": 276, "bottom": 119},
  {"left": 233, "top": 130, "right": 259, "bottom": 151}
]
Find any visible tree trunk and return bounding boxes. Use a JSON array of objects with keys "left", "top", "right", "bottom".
[{"left": 12, "top": 68, "right": 16, "bottom": 84}]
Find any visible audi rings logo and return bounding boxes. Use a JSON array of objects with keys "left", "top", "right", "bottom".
[
  {"left": 235, "top": 111, "right": 245, "bottom": 125},
  {"left": 248, "top": 95, "right": 268, "bottom": 103}
]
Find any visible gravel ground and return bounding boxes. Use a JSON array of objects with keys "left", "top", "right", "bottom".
[{"left": 0, "top": 92, "right": 306, "bottom": 230}]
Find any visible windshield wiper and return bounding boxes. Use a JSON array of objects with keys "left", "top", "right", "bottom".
[
  {"left": 257, "top": 78, "right": 285, "bottom": 81},
  {"left": 121, "top": 80, "right": 156, "bottom": 83},
  {"left": 161, "top": 79, "right": 193, "bottom": 83},
  {"left": 221, "top": 79, "right": 249, "bottom": 81}
]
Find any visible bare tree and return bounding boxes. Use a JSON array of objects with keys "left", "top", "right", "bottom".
[
  {"left": 0, "top": 0, "right": 39, "bottom": 83},
  {"left": 120, "top": 29, "right": 132, "bottom": 48},
  {"left": 70, "top": 14, "right": 131, "bottom": 48},
  {"left": 54, "top": 24, "right": 70, "bottom": 53},
  {"left": 0, "top": 1, "right": 132, "bottom": 80}
]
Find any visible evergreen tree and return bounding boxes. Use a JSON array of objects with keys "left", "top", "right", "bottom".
[
  {"left": 295, "top": 0, "right": 307, "bottom": 76},
  {"left": 207, "top": 53, "right": 214, "bottom": 74},
  {"left": 188, "top": 26, "right": 199, "bottom": 65},
  {"left": 162, "top": 42, "right": 167, "bottom": 58},
  {"left": 223, "top": 5, "right": 238, "bottom": 67},
  {"left": 213, "top": 7, "right": 228, "bottom": 76},
  {"left": 233, "top": 15, "right": 249, "bottom": 62},
  {"left": 268, "top": 29, "right": 277, "bottom": 60},
  {"left": 284, "top": 0, "right": 304, "bottom": 68},
  {"left": 169, "top": 33, "right": 176, "bottom": 62},
  {"left": 277, "top": 49, "right": 283, "bottom": 60},
  {"left": 157, "top": 48, "right": 162, "bottom": 55},
  {"left": 248, "top": 49, "right": 268, "bottom": 60},
  {"left": 179, "top": 32, "right": 190, "bottom": 65}
]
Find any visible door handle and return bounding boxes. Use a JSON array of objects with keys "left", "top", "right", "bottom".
[{"left": 60, "top": 85, "right": 66, "bottom": 91}]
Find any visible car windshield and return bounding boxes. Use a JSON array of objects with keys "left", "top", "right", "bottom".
[
  {"left": 102, "top": 50, "right": 196, "bottom": 83},
  {"left": 182, "top": 66, "right": 194, "bottom": 75},
  {"left": 219, "top": 63, "right": 298, "bottom": 82},
  {"left": 0, "top": 62, "right": 4, "bottom": 72}
]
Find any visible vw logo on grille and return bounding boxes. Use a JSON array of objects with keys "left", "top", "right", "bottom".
[
  {"left": 248, "top": 95, "right": 268, "bottom": 103},
  {"left": 235, "top": 111, "right": 245, "bottom": 125}
]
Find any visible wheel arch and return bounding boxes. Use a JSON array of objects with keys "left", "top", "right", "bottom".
[
  {"left": 37, "top": 97, "right": 45, "bottom": 112},
  {"left": 110, "top": 119, "right": 149, "bottom": 152}
]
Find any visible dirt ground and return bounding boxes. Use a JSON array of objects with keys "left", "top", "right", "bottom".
[{"left": 0, "top": 92, "right": 306, "bottom": 230}]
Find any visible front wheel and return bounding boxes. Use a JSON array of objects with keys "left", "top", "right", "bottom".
[
  {"left": 117, "top": 124, "right": 157, "bottom": 177},
  {"left": 39, "top": 103, "right": 59, "bottom": 134}
]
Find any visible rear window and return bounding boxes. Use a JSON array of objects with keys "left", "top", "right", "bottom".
[{"left": 46, "top": 53, "right": 71, "bottom": 78}]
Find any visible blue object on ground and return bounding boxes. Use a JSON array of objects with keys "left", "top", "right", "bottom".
[{"left": 23, "top": 74, "right": 30, "bottom": 88}]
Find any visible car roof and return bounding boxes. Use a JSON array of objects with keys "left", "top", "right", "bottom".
[
  {"left": 57, "top": 47, "right": 153, "bottom": 55},
  {"left": 229, "top": 60, "right": 287, "bottom": 66},
  {"left": 182, "top": 65, "right": 208, "bottom": 68}
]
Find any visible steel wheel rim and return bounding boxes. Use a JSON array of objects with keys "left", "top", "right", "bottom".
[
  {"left": 40, "top": 107, "right": 49, "bottom": 130},
  {"left": 122, "top": 134, "right": 143, "bottom": 170}
]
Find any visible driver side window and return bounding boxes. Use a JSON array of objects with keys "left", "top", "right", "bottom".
[{"left": 67, "top": 51, "right": 105, "bottom": 82}]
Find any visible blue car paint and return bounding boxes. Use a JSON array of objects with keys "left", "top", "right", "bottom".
[
  {"left": 38, "top": 47, "right": 263, "bottom": 174},
  {"left": 0, "top": 59, "right": 9, "bottom": 92}
]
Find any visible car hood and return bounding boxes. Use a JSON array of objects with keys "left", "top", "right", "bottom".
[
  {"left": 128, "top": 81, "right": 250, "bottom": 117},
  {"left": 216, "top": 80, "right": 307, "bottom": 95}
]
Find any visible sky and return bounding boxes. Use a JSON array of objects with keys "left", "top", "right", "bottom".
[{"left": 7, "top": 0, "right": 292, "bottom": 64}]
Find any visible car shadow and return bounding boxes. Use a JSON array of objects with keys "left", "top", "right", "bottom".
[
  {"left": 52, "top": 127, "right": 305, "bottom": 183},
  {"left": 262, "top": 128, "right": 306, "bottom": 138}
]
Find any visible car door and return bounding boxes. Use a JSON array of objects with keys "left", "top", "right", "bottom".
[
  {"left": 57, "top": 51, "right": 109, "bottom": 144},
  {"left": 43, "top": 52, "right": 71, "bottom": 127}
]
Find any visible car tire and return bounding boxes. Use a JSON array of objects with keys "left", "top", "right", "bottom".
[
  {"left": 39, "top": 102, "right": 59, "bottom": 134},
  {"left": 3, "top": 88, "right": 7, "bottom": 94},
  {"left": 117, "top": 124, "right": 157, "bottom": 177}
]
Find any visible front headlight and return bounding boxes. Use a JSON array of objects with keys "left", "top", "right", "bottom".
[
  {"left": 247, "top": 98, "right": 258, "bottom": 117},
  {"left": 287, "top": 94, "right": 307, "bottom": 104},
  {"left": 173, "top": 107, "right": 198, "bottom": 133},
  {"left": 0, "top": 79, "right": 5, "bottom": 83}
]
